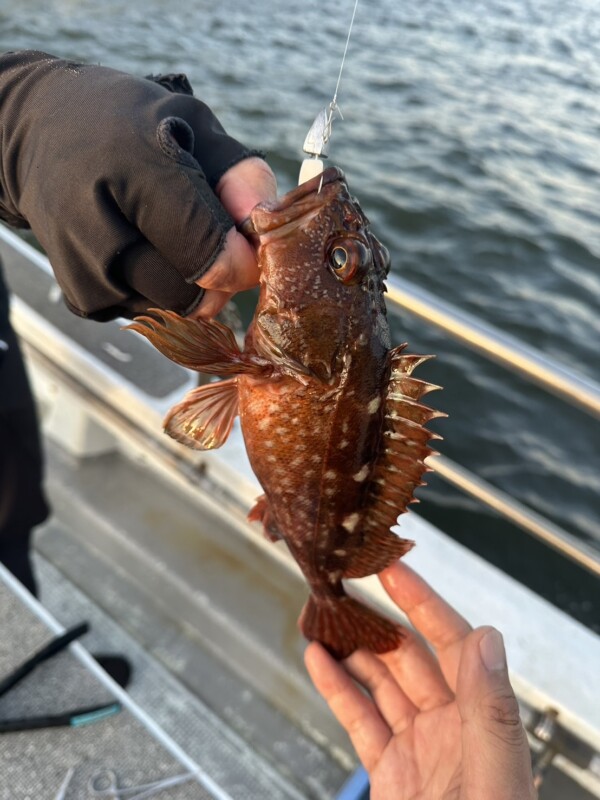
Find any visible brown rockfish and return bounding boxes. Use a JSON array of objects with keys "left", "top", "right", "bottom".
[{"left": 127, "top": 167, "right": 442, "bottom": 658}]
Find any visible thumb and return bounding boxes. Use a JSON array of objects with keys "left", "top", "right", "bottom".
[
  {"left": 190, "top": 227, "right": 260, "bottom": 318},
  {"left": 456, "top": 627, "right": 536, "bottom": 800},
  {"left": 215, "top": 157, "right": 278, "bottom": 223}
]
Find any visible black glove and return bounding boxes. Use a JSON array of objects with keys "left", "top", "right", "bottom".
[{"left": 0, "top": 51, "right": 262, "bottom": 320}]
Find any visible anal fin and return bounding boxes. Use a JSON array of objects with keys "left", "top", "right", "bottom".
[{"left": 164, "top": 378, "right": 238, "bottom": 450}]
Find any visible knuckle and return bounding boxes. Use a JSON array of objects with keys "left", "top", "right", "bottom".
[
  {"left": 367, "top": 668, "right": 391, "bottom": 696},
  {"left": 482, "top": 691, "right": 526, "bottom": 747},
  {"left": 346, "top": 714, "right": 365, "bottom": 738},
  {"left": 347, "top": 653, "right": 388, "bottom": 694}
]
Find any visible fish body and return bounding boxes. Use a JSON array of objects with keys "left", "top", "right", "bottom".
[{"left": 128, "top": 167, "right": 442, "bottom": 658}]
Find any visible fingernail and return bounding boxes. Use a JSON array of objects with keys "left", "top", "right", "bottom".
[{"left": 479, "top": 629, "right": 507, "bottom": 672}]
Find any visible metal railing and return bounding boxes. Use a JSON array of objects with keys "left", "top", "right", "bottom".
[
  {"left": 386, "top": 274, "right": 600, "bottom": 577},
  {"left": 387, "top": 276, "right": 600, "bottom": 419}
]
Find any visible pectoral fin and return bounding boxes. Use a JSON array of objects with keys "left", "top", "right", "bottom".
[
  {"left": 125, "top": 309, "right": 269, "bottom": 376},
  {"left": 248, "top": 494, "right": 282, "bottom": 542},
  {"left": 164, "top": 378, "right": 239, "bottom": 450}
]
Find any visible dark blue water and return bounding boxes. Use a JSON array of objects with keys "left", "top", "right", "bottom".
[{"left": 1, "top": 0, "right": 598, "bottom": 627}]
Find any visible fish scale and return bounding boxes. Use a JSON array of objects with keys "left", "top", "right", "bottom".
[{"left": 127, "top": 167, "right": 442, "bottom": 659}]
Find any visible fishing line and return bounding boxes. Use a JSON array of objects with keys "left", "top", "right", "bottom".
[
  {"left": 323, "top": 0, "right": 360, "bottom": 151},
  {"left": 299, "top": 0, "right": 361, "bottom": 185},
  {"left": 330, "top": 0, "right": 360, "bottom": 116}
]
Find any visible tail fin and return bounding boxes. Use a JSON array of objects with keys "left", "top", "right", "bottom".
[{"left": 299, "top": 593, "right": 404, "bottom": 659}]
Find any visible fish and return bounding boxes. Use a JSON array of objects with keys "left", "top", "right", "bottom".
[{"left": 126, "top": 166, "right": 443, "bottom": 658}]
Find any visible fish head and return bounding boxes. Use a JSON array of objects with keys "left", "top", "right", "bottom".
[{"left": 244, "top": 167, "right": 392, "bottom": 381}]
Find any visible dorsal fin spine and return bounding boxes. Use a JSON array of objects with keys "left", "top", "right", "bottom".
[{"left": 360, "top": 346, "right": 444, "bottom": 540}]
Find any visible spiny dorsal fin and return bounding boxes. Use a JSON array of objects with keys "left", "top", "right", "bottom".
[
  {"left": 366, "top": 346, "right": 441, "bottom": 519},
  {"left": 344, "top": 345, "right": 443, "bottom": 573}
]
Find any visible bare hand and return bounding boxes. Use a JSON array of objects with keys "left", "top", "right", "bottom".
[
  {"left": 192, "top": 157, "right": 277, "bottom": 318},
  {"left": 305, "top": 562, "right": 537, "bottom": 800}
]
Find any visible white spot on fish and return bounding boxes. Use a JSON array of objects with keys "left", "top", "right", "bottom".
[
  {"left": 267, "top": 455, "right": 277, "bottom": 463},
  {"left": 342, "top": 513, "right": 360, "bottom": 533},
  {"left": 324, "top": 470, "right": 337, "bottom": 480},
  {"left": 258, "top": 418, "right": 270, "bottom": 431},
  {"left": 339, "top": 439, "right": 349, "bottom": 449},
  {"left": 328, "top": 569, "right": 343, "bottom": 583},
  {"left": 333, "top": 549, "right": 347, "bottom": 557},
  {"left": 368, "top": 397, "right": 381, "bottom": 414},
  {"left": 353, "top": 465, "right": 370, "bottom": 482}
]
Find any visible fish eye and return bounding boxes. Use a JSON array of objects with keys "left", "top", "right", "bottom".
[
  {"left": 327, "top": 239, "right": 372, "bottom": 284},
  {"left": 331, "top": 247, "right": 348, "bottom": 269}
]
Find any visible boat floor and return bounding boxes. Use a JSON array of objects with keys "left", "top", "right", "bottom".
[{"left": 25, "top": 437, "right": 349, "bottom": 800}]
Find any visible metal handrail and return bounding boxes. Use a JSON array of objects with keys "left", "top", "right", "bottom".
[
  {"left": 386, "top": 276, "right": 600, "bottom": 420},
  {"left": 431, "top": 455, "right": 600, "bottom": 577},
  {"left": 386, "top": 275, "right": 600, "bottom": 574}
]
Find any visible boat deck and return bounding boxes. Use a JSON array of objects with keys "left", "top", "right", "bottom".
[{"left": 0, "top": 571, "right": 221, "bottom": 800}]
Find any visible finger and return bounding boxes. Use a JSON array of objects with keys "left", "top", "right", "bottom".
[
  {"left": 216, "top": 157, "right": 278, "bottom": 223},
  {"left": 379, "top": 562, "right": 471, "bottom": 692},
  {"left": 305, "top": 642, "right": 391, "bottom": 772},
  {"left": 131, "top": 157, "right": 237, "bottom": 288},
  {"left": 196, "top": 229, "right": 260, "bottom": 294},
  {"left": 189, "top": 289, "right": 233, "bottom": 319},
  {"left": 457, "top": 628, "right": 536, "bottom": 800},
  {"left": 378, "top": 628, "right": 454, "bottom": 711},
  {"left": 343, "top": 649, "right": 418, "bottom": 734},
  {"left": 115, "top": 237, "right": 204, "bottom": 316}
]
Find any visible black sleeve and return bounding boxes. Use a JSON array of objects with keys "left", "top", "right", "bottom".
[{"left": 0, "top": 50, "right": 261, "bottom": 320}]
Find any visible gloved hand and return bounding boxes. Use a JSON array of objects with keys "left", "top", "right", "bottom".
[{"left": 0, "top": 50, "right": 276, "bottom": 320}]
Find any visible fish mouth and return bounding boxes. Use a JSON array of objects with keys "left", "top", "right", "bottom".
[
  {"left": 271, "top": 166, "right": 345, "bottom": 212},
  {"left": 240, "top": 166, "right": 346, "bottom": 236}
]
